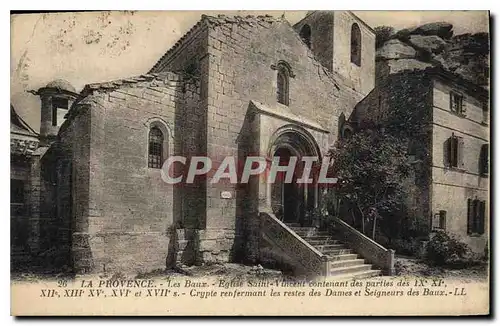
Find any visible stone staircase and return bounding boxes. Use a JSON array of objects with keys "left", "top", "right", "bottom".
[{"left": 286, "top": 223, "right": 381, "bottom": 279}]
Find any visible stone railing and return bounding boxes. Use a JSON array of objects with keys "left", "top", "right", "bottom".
[
  {"left": 259, "top": 211, "right": 328, "bottom": 276},
  {"left": 330, "top": 216, "right": 395, "bottom": 275}
]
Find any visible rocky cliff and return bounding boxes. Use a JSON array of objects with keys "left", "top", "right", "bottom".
[{"left": 375, "top": 22, "right": 489, "bottom": 86}]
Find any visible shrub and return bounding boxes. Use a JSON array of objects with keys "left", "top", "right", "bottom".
[
  {"left": 426, "top": 231, "right": 469, "bottom": 267},
  {"left": 389, "top": 238, "right": 423, "bottom": 257},
  {"left": 374, "top": 26, "right": 395, "bottom": 48}
]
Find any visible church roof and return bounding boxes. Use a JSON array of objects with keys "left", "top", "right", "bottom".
[
  {"left": 11, "top": 104, "right": 39, "bottom": 156},
  {"left": 80, "top": 72, "right": 181, "bottom": 96},
  {"left": 10, "top": 104, "right": 38, "bottom": 138}
]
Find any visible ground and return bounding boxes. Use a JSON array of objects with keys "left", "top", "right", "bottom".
[
  {"left": 395, "top": 256, "right": 488, "bottom": 282},
  {"left": 12, "top": 259, "right": 489, "bottom": 283}
]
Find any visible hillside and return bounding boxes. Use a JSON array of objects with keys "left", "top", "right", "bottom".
[{"left": 375, "top": 22, "right": 489, "bottom": 86}]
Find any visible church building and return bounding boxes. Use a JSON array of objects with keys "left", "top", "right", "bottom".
[{"left": 13, "top": 11, "right": 408, "bottom": 278}]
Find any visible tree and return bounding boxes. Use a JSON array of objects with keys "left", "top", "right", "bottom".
[
  {"left": 374, "top": 26, "right": 395, "bottom": 48},
  {"left": 328, "top": 128, "right": 411, "bottom": 239}
]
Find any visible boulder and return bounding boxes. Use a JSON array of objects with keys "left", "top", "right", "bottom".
[
  {"left": 408, "top": 35, "right": 447, "bottom": 54},
  {"left": 377, "top": 39, "right": 417, "bottom": 60},
  {"left": 386, "top": 59, "right": 434, "bottom": 74},
  {"left": 412, "top": 22, "right": 454, "bottom": 39},
  {"left": 393, "top": 27, "right": 414, "bottom": 41}
]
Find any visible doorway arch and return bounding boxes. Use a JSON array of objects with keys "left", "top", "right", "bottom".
[{"left": 266, "top": 125, "right": 322, "bottom": 226}]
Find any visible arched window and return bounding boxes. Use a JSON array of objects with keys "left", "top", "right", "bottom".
[
  {"left": 338, "top": 113, "right": 346, "bottom": 139},
  {"left": 277, "top": 68, "right": 289, "bottom": 106},
  {"left": 271, "top": 61, "right": 295, "bottom": 106},
  {"left": 342, "top": 126, "right": 353, "bottom": 139},
  {"left": 148, "top": 127, "right": 164, "bottom": 169},
  {"left": 300, "top": 24, "right": 312, "bottom": 49},
  {"left": 351, "top": 23, "right": 362, "bottom": 66}
]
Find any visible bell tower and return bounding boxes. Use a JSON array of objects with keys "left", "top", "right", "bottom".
[
  {"left": 34, "top": 79, "right": 78, "bottom": 146},
  {"left": 293, "top": 11, "right": 376, "bottom": 97}
]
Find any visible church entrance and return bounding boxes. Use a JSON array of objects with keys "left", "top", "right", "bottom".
[
  {"left": 272, "top": 147, "right": 304, "bottom": 224},
  {"left": 268, "top": 127, "right": 321, "bottom": 227}
]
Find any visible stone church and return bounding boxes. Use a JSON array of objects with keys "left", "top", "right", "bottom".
[{"left": 10, "top": 11, "right": 488, "bottom": 277}]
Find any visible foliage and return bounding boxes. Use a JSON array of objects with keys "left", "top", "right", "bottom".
[
  {"left": 389, "top": 238, "right": 423, "bottom": 257},
  {"left": 425, "top": 231, "right": 471, "bottom": 267},
  {"left": 328, "top": 128, "right": 411, "bottom": 237},
  {"left": 374, "top": 26, "right": 395, "bottom": 48}
]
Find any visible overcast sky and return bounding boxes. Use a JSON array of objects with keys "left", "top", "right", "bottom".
[{"left": 10, "top": 10, "right": 489, "bottom": 131}]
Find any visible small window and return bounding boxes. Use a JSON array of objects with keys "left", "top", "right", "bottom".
[
  {"left": 467, "top": 199, "right": 486, "bottom": 235},
  {"left": 432, "top": 210, "right": 447, "bottom": 230},
  {"left": 277, "top": 68, "right": 289, "bottom": 106},
  {"left": 299, "top": 24, "right": 312, "bottom": 49},
  {"left": 450, "top": 92, "right": 464, "bottom": 115},
  {"left": 438, "top": 210, "right": 447, "bottom": 230},
  {"left": 407, "top": 140, "right": 418, "bottom": 163},
  {"left": 338, "top": 113, "right": 346, "bottom": 140},
  {"left": 479, "top": 144, "right": 489, "bottom": 176},
  {"left": 350, "top": 23, "right": 362, "bottom": 66},
  {"left": 342, "top": 127, "right": 353, "bottom": 139},
  {"left": 52, "top": 97, "right": 69, "bottom": 127},
  {"left": 444, "top": 134, "right": 464, "bottom": 169},
  {"left": 11, "top": 179, "right": 24, "bottom": 204},
  {"left": 148, "top": 127, "right": 164, "bottom": 169}
]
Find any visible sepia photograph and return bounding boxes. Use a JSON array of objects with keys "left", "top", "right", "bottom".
[{"left": 9, "top": 8, "right": 490, "bottom": 316}]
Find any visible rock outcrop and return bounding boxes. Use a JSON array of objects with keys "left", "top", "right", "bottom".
[
  {"left": 377, "top": 39, "right": 417, "bottom": 60},
  {"left": 407, "top": 35, "right": 447, "bottom": 55},
  {"left": 412, "top": 22, "right": 454, "bottom": 40},
  {"left": 375, "top": 22, "right": 489, "bottom": 86}
]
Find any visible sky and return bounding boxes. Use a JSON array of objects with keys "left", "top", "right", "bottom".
[{"left": 10, "top": 10, "right": 489, "bottom": 131}]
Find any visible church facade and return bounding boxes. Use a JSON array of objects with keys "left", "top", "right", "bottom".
[
  {"left": 15, "top": 11, "right": 376, "bottom": 274},
  {"left": 14, "top": 11, "right": 488, "bottom": 277}
]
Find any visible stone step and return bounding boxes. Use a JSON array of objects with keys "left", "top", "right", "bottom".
[
  {"left": 329, "top": 258, "right": 365, "bottom": 269},
  {"left": 303, "top": 235, "right": 333, "bottom": 241},
  {"left": 323, "top": 248, "right": 354, "bottom": 255},
  {"left": 307, "top": 239, "right": 339, "bottom": 246},
  {"left": 328, "top": 269, "right": 382, "bottom": 280},
  {"left": 328, "top": 264, "right": 373, "bottom": 276},
  {"left": 292, "top": 231, "right": 318, "bottom": 237},
  {"left": 327, "top": 253, "right": 359, "bottom": 261},
  {"left": 314, "top": 244, "right": 345, "bottom": 251}
]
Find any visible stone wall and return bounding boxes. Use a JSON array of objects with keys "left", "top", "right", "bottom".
[
  {"left": 332, "top": 11, "right": 376, "bottom": 97},
  {"left": 55, "top": 73, "right": 206, "bottom": 274},
  {"left": 57, "top": 104, "right": 92, "bottom": 272},
  {"left": 293, "top": 11, "right": 334, "bottom": 72},
  {"left": 203, "top": 16, "right": 364, "bottom": 263},
  {"left": 293, "top": 11, "right": 376, "bottom": 97},
  {"left": 430, "top": 78, "right": 489, "bottom": 253}
]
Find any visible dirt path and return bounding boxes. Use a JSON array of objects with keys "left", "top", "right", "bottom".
[{"left": 395, "top": 256, "right": 489, "bottom": 282}]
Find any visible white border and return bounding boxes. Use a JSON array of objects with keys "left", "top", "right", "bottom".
[{"left": 3, "top": 1, "right": 497, "bottom": 323}]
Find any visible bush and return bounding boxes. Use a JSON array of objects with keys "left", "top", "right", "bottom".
[
  {"left": 374, "top": 26, "right": 395, "bottom": 48},
  {"left": 389, "top": 238, "right": 423, "bottom": 257},
  {"left": 426, "top": 231, "right": 470, "bottom": 267}
]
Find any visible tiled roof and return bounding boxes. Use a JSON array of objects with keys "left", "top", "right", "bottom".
[
  {"left": 80, "top": 72, "right": 181, "bottom": 96},
  {"left": 10, "top": 105, "right": 38, "bottom": 138}
]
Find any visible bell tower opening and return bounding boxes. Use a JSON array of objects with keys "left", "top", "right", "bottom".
[{"left": 31, "top": 79, "right": 78, "bottom": 146}]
